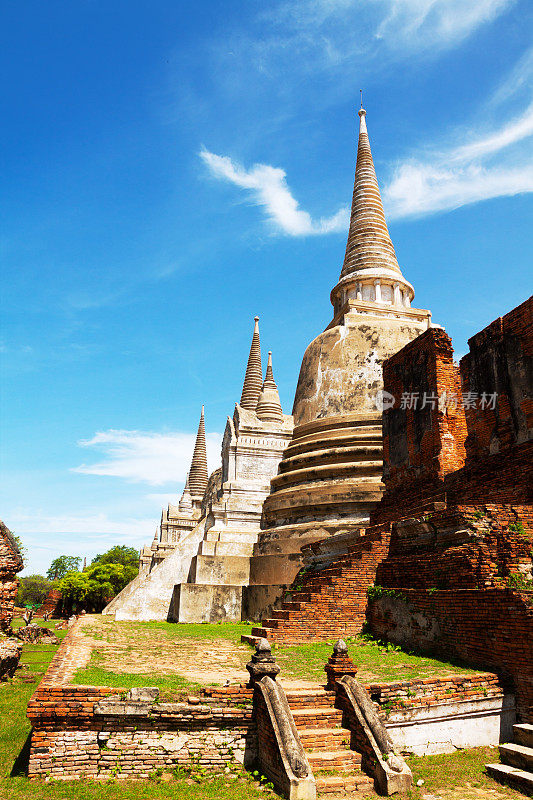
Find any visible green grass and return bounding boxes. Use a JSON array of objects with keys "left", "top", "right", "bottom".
[
  {"left": 274, "top": 635, "right": 485, "bottom": 683},
  {"left": 73, "top": 665, "right": 205, "bottom": 699},
  {"left": 0, "top": 619, "right": 270, "bottom": 800},
  {"left": 0, "top": 618, "right": 526, "bottom": 799},
  {"left": 79, "top": 618, "right": 485, "bottom": 689},
  {"left": 87, "top": 618, "right": 252, "bottom": 641},
  {"left": 405, "top": 747, "right": 527, "bottom": 799}
]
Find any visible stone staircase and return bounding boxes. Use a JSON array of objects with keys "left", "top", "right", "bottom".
[
  {"left": 242, "top": 525, "right": 391, "bottom": 645},
  {"left": 284, "top": 687, "right": 374, "bottom": 796},
  {"left": 486, "top": 723, "right": 533, "bottom": 794}
]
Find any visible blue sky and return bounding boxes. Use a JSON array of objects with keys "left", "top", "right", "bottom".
[{"left": 2, "top": 0, "right": 532, "bottom": 575}]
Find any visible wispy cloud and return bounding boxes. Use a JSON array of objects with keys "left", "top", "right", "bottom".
[
  {"left": 200, "top": 149, "right": 348, "bottom": 236},
  {"left": 73, "top": 429, "right": 222, "bottom": 486},
  {"left": 383, "top": 102, "right": 533, "bottom": 219},
  {"left": 375, "top": 0, "right": 515, "bottom": 52},
  {"left": 11, "top": 511, "right": 154, "bottom": 540},
  {"left": 243, "top": 0, "right": 517, "bottom": 84}
]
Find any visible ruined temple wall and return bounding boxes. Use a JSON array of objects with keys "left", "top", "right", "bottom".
[
  {"left": 373, "top": 299, "right": 533, "bottom": 523},
  {"left": 0, "top": 520, "right": 23, "bottom": 631},
  {"left": 460, "top": 295, "right": 533, "bottom": 461},
  {"left": 381, "top": 327, "right": 467, "bottom": 490},
  {"left": 367, "top": 588, "right": 533, "bottom": 722},
  {"left": 375, "top": 504, "right": 533, "bottom": 591}
]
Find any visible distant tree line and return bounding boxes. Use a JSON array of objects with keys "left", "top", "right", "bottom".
[{"left": 16, "top": 545, "right": 139, "bottom": 613}]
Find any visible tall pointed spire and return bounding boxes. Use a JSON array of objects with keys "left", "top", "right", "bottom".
[
  {"left": 256, "top": 352, "right": 284, "bottom": 423},
  {"left": 340, "top": 106, "right": 402, "bottom": 281},
  {"left": 188, "top": 405, "right": 209, "bottom": 501},
  {"left": 240, "top": 316, "right": 263, "bottom": 410},
  {"left": 178, "top": 471, "right": 193, "bottom": 511}
]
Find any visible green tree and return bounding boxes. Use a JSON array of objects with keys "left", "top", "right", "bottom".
[
  {"left": 46, "top": 555, "right": 82, "bottom": 580},
  {"left": 59, "top": 562, "right": 137, "bottom": 612},
  {"left": 16, "top": 574, "right": 54, "bottom": 607},
  {"left": 91, "top": 545, "right": 139, "bottom": 569},
  {"left": 58, "top": 571, "right": 90, "bottom": 604}
]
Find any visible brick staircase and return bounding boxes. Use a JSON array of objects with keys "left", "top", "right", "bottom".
[
  {"left": 284, "top": 687, "right": 374, "bottom": 797},
  {"left": 486, "top": 723, "right": 533, "bottom": 794},
  {"left": 243, "top": 526, "right": 391, "bottom": 645}
]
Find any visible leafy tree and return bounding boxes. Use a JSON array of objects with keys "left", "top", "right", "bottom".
[
  {"left": 92, "top": 545, "right": 139, "bottom": 569},
  {"left": 59, "top": 562, "right": 137, "bottom": 612},
  {"left": 16, "top": 574, "right": 54, "bottom": 607},
  {"left": 46, "top": 555, "right": 82, "bottom": 581}
]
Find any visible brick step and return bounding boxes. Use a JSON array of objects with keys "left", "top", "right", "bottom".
[
  {"left": 315, "top": 772, "right": 374, "bottom": 795},
  {"left": 514, "top": 724, "right": 533, "bottom": 748},
  {"left": 285, "top": 690, "right": 336, "bottom": 708},
  {"left": 249, "top": 627, "right": 271, "bottom": 639},
  {"left": 308, "top": 749, "right": 362, "bottom": 770},
  {"left": 499, "top": 743, "right": 533, "bottom": 772},
  {"left": 297, "top": 728, "right": 350, "bottom": 749},
  {"left": 291, "top": 707, "right": 344, "bottom": 729},
  {"left": 486, "top": 763, "right": 533, "bottom": 794}
]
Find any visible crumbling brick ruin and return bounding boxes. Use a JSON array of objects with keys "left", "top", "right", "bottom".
[
  {"left": 0, "top": 520, "right": 24, "bottom": 681},
  {"left": 0, "top": 519, "right": 23, "bottom": 633},
  {"left": 247, "top": 296, "right": 533, "bottom": 722}
]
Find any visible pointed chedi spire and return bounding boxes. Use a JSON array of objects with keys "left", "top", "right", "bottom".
[
  {"left": 256, "top": 352, "right": 284, "bottom": 423},
  {"left": 178, "top": 471, "right": 193, "bottom": 511},
  {"left": 240, "top": 316, "right": 263, "bottom": 410},
  {"left": 330, "top": 104, "right": 415, "bottom": 314},
  {"left": 341, "top": 106, "right": 402, "bottom": 280},
  {"left": 188, "top": 405, "right": 209, "bottom": 502}
]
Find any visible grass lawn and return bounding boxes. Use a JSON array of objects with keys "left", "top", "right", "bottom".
[
  {"left": 275, "top": 635, "right": 485, "bottom": 684},
  {"left": 405, "top": 747, "right": 527, "bottom": 799},
  {"left": 72, "top": 617, "right": 486, "bottom": 692},
  {"left": 0, "top": 619, "right": 271, "bottom": 800},
  {"left": 0, "top": 617, "right": 525, "bottom": 799}
]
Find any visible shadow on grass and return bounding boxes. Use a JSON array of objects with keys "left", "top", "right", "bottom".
[{"left": 11, "top": 732, "right": 31, "bottom": 777}]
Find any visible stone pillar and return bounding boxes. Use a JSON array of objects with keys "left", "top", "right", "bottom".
[
  {"left": 246, "top": 638, "right": 280, "bottom": 686},
  {"left": 393, "top": 282, "right": 401, "bottom": 306},
  {"left": 356, "top": 282, "right": 362, "bottom": 301},
  {"left": 374, "top": 280, "right": 381, "bottom": 303},
  {"left": 324, "top": 639, "right": 358, "bottom": 690}
]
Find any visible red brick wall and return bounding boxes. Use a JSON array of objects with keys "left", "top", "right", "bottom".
[
  {"left": 367, "top": 588, "right": 533, "bottom": 721},
  {"left": 460, "top": 295, "right": 533, "bottom": 461},
  {"left": 34, "top": 589, "right": 63, "bottom": 619},
  {"left": 375, "top": 504, "right": 533, "bottom": 590},
  {"left": 382, "top": 328, "right": 467, "bottom": 490},
  {"left": 27, "top": 621, "right": 257, "bottom": 779},
  {"left": 375, "top": 328, "right": 467, "bottom": 523}
]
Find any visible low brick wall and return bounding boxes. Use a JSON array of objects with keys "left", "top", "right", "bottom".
[
  {"left": 27, "top": 620, "right": 257, "bottom": 780},
  {"left": 367, "top": 588, "right": 533, "bottom": 722},
  {"left": 367, "top": 672, "right": 503, "bottom": 712}
]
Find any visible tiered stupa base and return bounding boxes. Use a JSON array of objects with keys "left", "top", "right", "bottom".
[{"left": 244, "top": 412, "right": 384, "bottom": 618}]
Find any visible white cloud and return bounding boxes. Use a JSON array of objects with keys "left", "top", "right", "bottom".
[
  {"left": 72, "top": 429, "right": 222, "bottom": 486},
  {"left": 252, "top": 0, "right": 516, "bottom": 79},
  {"left": 200, "top": 149, "right": 349, "bottom": 236},
  {"left": 383, "top": 100, "right": 533, "bottom": 219},
  {"left": 375, "top": 0, "right": 515, "bottom": 51}
]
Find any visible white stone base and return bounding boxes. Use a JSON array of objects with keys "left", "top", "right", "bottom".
[
  {"left": 386, "top": 694, "right": 516, "bottom": 756},
  {"left": 169, "top": 584, "right": 243, "bottom": 623}
]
